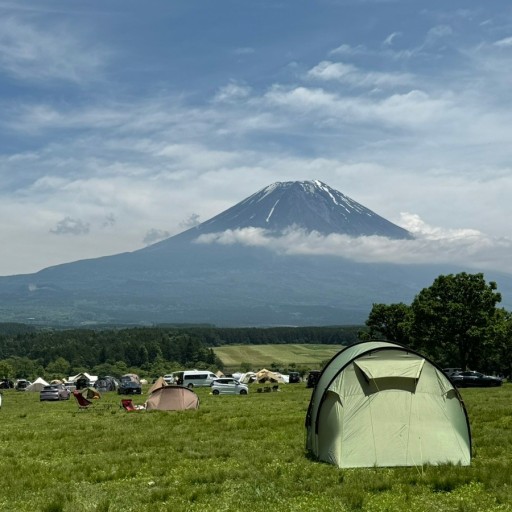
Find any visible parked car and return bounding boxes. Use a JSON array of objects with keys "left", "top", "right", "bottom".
[
  {"left": 163, "top": 374, "right": 175, "bottom": 384},
  {"left": 288, "top": 372, "right": 301, "bottom": 384},
  {"left": 63, "top": 381, "right": 76, "bottom": 392},
  {"left": 211, "top": 378, "right": 248, "bottom": 395},
  {"left": 40, "top": 384, "right": 71, "bottom": 401},
  {"left": 306, "top": 370, "right": 321, "bottom": 389},
  {"left": 450, "top": 371, "right": 503, "bottom": 388},
  {"left": 172, "top": 370, "right": 218, "bottom": 388},
  {"left": 15, "top": 379, "right": 31, "bottom": 391},
  {"left": 443, "top": 368, "right": 463, "bottom": 377},
  {"left": 118, "top": 373, "right": 142, "bottom": 395}
]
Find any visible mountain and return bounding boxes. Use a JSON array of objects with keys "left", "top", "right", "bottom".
[
  {"left": 173, "top": 180, "right": 412, "bottom": 240},
  {"left": 0, "top": 180, "right": 510, "bottom": 327}
]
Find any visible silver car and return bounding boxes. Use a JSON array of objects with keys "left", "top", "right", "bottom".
[
  {"left": 40, "top": 384, "right": 71, "bottom": 401},
  {"left": 211, "top": 378, "right": 248, "bottom": 395}
]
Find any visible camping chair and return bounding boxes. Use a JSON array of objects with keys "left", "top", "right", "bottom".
[
  {"left": 121, "top": 399, "right": 136, "bottom": 412},
  {"left": 73, "top": 390, "right": 113, "bottom": 411},
  {"left": 73, "top": 390, "right": 93, "bottom": 411}
]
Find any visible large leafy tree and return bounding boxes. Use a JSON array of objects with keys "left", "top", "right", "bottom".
[
  {"left": 365, "top": 303, "right": 412, "bottom": 345},
  {"left": 410, "top": 272, "right": 501, "bottom": 369}
]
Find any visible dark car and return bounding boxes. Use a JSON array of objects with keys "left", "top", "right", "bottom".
[
  {"left": 118, "top": 373, "right": 142, "bottom": 395},
  {"left": 450, "top": 371, "right": 503, "bottom": 388},
  {"left": 306, "top": 370, "right": 321, "bottom": 389},
  {"left": 288, "top": 372, "right": 301, "bottom": 384},
  {"left": 40, "top": 384, "right": 71, "bottom": 401}
]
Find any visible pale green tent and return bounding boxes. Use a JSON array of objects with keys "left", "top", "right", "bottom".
[{"left": 305, "top": 341, "right": 471, "bottom": 468}]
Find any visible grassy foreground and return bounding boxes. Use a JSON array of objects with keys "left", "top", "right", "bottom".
[{"left": 0, "top": 384, "right": 511, "bottom": 512}]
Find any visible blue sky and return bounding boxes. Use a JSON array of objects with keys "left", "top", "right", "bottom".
[{"left": 1, "top": 0, "right": 512, "bottom": 276}]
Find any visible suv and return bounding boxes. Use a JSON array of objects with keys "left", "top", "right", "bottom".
[
  {"left": 211, "top": 378, "right": 248, "bottom": 395},
  {"left": 118, "top": 374, "right": 142, "bottom": 395}
]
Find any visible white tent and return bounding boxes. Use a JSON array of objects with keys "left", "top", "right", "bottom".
[
  {"left": 26, "top": 377, "right": 49, "bottom": 392},
  {"left": 306, "top": 341, "right": 471, "bottom": 468}
]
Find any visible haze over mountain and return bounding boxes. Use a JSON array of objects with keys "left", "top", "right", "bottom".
[{"left": 0, "top": 180, "right": 510, "bottom": 327}]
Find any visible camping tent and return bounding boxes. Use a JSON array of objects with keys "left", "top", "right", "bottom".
[
  {"left": 94, "top": 376, "right": 119, "bottom": 392},
  {"left": 26, "top": 377, "right": 49, "bottom": 392},
  {"left": 145, "top": 386, "right": 199, "bottom": 411},
  {"left": 306, "top": 341, "right": 471, "bottom": 468},
  {"left": 148, "top": 376, "right": 167, "bottom": 395},
  {"left": 254, "top": 369, "right": 285, "bottom": 384}
]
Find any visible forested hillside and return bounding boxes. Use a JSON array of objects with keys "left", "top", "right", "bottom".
[{"left": 0, "top": 325, "right": 361, "bottom": 382}]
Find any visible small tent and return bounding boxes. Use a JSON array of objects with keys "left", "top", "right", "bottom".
[
  {"left": 148, "top": 376, "right": 167, "bottom": 395},
  {"left": 26, "top": 377, "right": 49, "bottom": 392},
  {"left": 145, "top": 386, "right": 199, "bottom": 411},
  {"left": 306, "top": 341, "right": 471, "bottom": 468},
  {"left": 254, "top": 369, "right": 285, "bottom": 384},
  {"left": 94, "top": 376, "right": 119, "bottom": 392}
]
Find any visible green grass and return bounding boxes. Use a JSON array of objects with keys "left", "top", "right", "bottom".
[
  {"left": 0, "top": 384, "right": 511, "bottom": 511},
  {"left": 213, "top": 343, "right": 343, "bottom": 370}
]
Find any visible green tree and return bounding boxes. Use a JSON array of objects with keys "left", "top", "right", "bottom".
[
  {"left": 45, "top": 357, "right": 71, "bottom": 380},
  {"left": 365, "top": 303, "right": 412, "bottom": 344},
  {"left": 0, "top": 360, "right": 14, "bottom": 379},
  {"left": 410, "top": 272, "right": 501, "bottom": 369}
]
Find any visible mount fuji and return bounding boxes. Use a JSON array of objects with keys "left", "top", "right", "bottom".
[{"left": 0, "top": 180, "right": 509, "bottom": 326}]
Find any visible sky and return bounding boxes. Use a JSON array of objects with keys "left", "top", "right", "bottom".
[{"left": 1, "top": 0, "right": 511, "bottom": 277}]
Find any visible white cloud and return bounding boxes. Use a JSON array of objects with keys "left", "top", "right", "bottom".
[
  {"left": 307, "top": 60, "right": 416, "bottom": 88},
  {"left": 195, "top": 218, "right": 512, "bottom": 274},
  {"left": 0, "top": 17, "right": 108, "bottom": 83},
  {"left": 50, "top": 216, "right": 90, "bottom": 236},
  {"left": 143, "top": 228, "right": 170, "bottom": 245},
  {"left": 383, "top": 32, "right": 401, "bottom": 47},
  {"left": 494, "top": 36, "right": 512, "bottom": 47}
]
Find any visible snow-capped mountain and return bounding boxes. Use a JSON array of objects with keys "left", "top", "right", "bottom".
[
  {"left": 177, "top": 180, "right": 412, "bottom": 240},
  {"left": 0, "top": 180, "right": 509, "bottom": 327}
]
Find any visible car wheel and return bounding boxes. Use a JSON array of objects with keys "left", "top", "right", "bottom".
[
  {"left": 187, "top": 383, "right": 194, "bottom": 389},
  {"left": 240, "top": 389, "right": 248, "bottom": 395},
  {"left": 212, "top": 389, "right": 220, "bottom": 395}
]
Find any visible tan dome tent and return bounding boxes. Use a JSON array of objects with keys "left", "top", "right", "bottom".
[
  {"left": 148, "top": 376, "right": 168, "bottom": 395},
  {"left": 146, "top": 386, "right": 199, "bottom": 412},
  {"left": 306, "top": 341, "right": 471, "bottom": 468}
]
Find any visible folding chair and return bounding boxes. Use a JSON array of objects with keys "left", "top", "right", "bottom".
[
  {"left": 73, "top": 390, "right": 93, "bottom": 411},
  {"left": 121, "top": 398, "right": 136, "bottom": 412}
]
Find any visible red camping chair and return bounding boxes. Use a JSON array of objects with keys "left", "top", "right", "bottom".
[
  {"left": 121, "top": 399, "right": 136, "bottom": 412},
  {"left": 73, "top": 390, "right": 93, "bottom": 411}
]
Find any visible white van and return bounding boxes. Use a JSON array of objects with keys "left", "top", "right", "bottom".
[{"left": 172, "top": 370, "right": 218, "bottom": 388}]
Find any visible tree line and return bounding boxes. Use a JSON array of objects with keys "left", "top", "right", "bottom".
[{"left": 0, "top": 325, "right": 360, "bottom": 382}]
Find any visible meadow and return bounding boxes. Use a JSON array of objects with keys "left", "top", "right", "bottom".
[
  {"left": 213, "top": 343, "right": 343, "bottom": 371},
  {"left": 0, "top": 383, "right": 511, "bottom": 512}
]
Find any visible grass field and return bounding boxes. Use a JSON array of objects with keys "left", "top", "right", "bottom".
[
  {"left": 213, "top": 344, "right": 343, "bottom": 370},
  {"left": 0, "top": 384, "right": 511, "bottom": 512}
]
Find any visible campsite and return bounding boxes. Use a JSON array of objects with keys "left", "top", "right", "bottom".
[{"left": 0, "top": 379, "right": 511, "bottom": 512}]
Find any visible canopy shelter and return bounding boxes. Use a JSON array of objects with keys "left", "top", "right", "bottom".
[
  {"left": 254, "top": 369, "right": 285, "bottom": 384},
  {"left": 306, "top": 341, "right": 471, "bottom": 468},
  {"left": 26, "top": 377, "right": 49, "bottom": 392}
]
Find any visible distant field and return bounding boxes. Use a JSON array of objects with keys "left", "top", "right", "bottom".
[{"left": 213, "top": 343, "right": 344, "bottom": 370}]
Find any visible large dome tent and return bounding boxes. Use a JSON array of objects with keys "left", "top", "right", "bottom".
[{"left": 305, "top": 341, "right": 471, "bottom": 468}]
